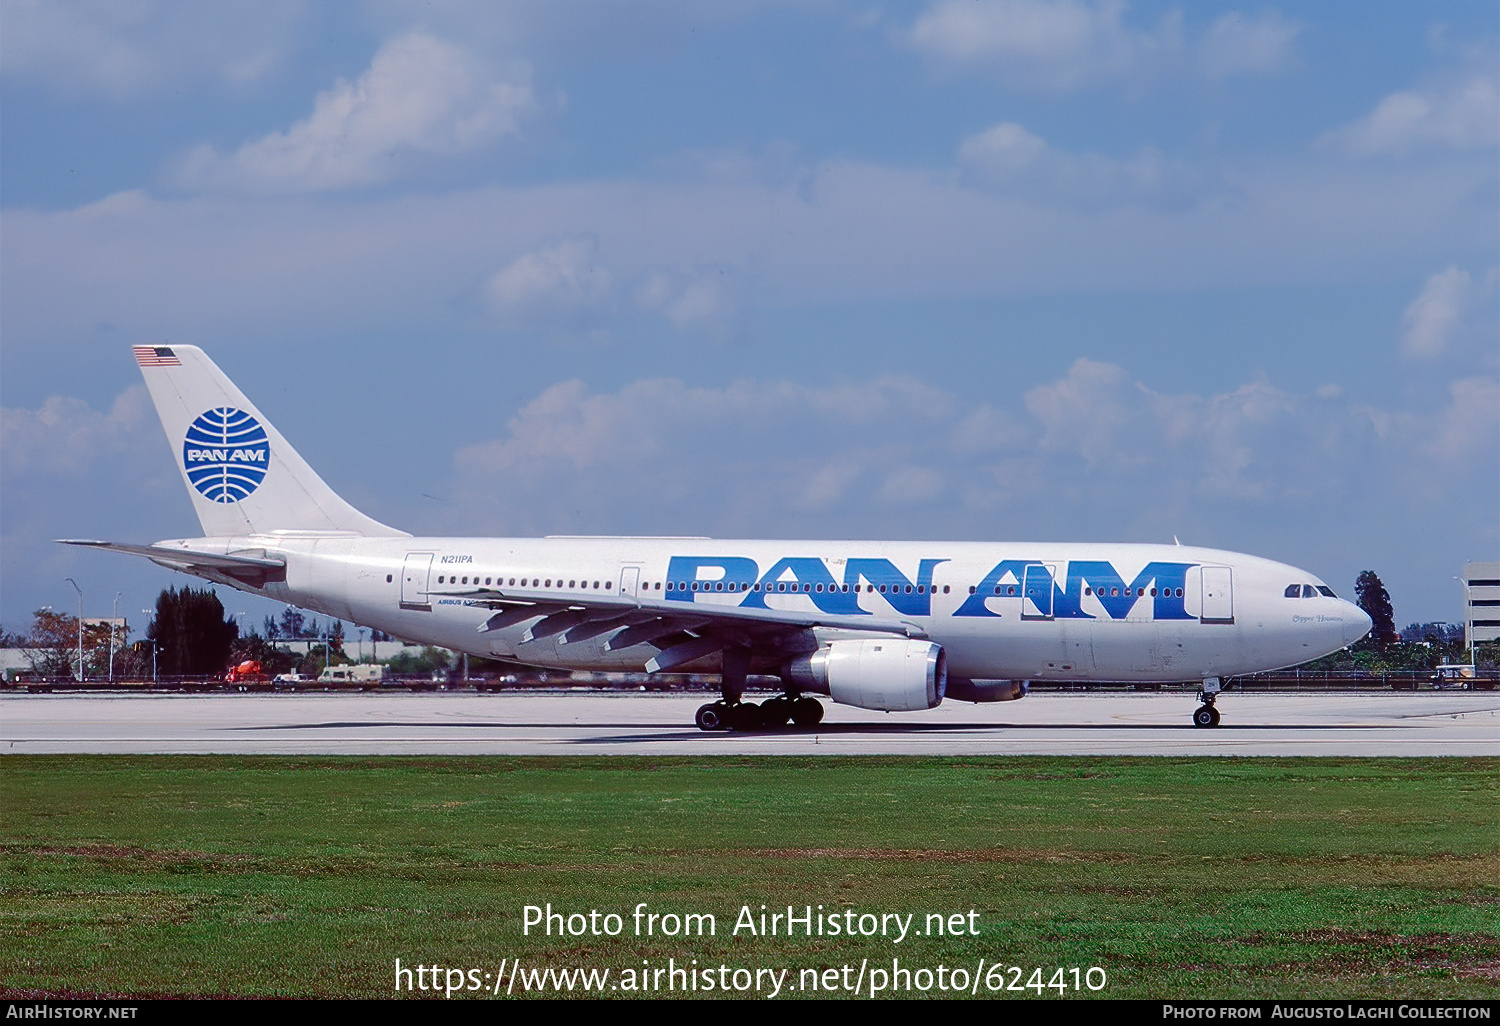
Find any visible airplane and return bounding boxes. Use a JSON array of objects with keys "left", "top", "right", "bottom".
[{"left": 63, "top": 345, "right": 1372, "bottom": 730}]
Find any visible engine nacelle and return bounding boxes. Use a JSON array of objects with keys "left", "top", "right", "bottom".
[
  {"left": 944, "top": 677, "right": 1029, "bottom": 703},
  {"left": 783, "top": 639, "right": 946, "bottom": 712}
]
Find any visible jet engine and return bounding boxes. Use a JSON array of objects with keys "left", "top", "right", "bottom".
[
  {"left": 783, "top": 639, "right": 946, "bottom": 712},
  {"left": 944, "top": 677, "right": 1028, "bottom": 703}
]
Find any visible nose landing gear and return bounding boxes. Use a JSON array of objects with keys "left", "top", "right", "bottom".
[{"left": 1192, "top": 677, "right": 1223, "bottom": 728}]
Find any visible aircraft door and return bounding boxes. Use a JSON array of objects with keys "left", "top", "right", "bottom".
[
  {"left": 1200, "top": 566, "right": 1234, "bottom": 624},
  {"left": 1022, "top": 562, "right": 1056, "bottom": 620},
  {"left": 400, "top": 552, "right": 434, "bottom": 611},
  {"left": 620, "top": 566, "right": 640, "bottom": 605}
]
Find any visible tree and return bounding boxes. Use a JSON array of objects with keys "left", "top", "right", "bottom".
[
  {"left": 21, "top": 609, "right": 82, "bottom": 677},
  {"left": 1355, "top": 570, "right": 1398, "bottom": 653},
  {"left": 147, "top": 587, "right": 238, "bottom": 676},
  {"left": 18, "top": 609, "right": 121, "bottom": 678},
  {"left": 388, "top": 646, "right": 456, "bottom": 676},
  {"left": 278, "top": 607, "right": 307, "bottom": 639}
]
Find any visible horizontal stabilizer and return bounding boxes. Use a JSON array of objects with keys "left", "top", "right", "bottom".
[{"left": 58, "top": 539, "right": 287, "bottom": 586}]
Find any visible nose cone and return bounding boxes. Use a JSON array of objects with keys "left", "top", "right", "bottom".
[{"left": 1343, "top": 602, "right": 1372, "bottom": 646}]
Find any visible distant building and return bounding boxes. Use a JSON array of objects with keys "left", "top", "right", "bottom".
[{"left": 1465, "top": 561, "right": 1500, "bottom": 646}]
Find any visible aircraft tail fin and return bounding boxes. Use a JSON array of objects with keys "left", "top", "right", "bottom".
[{"left": 132, "top": 345, "right": 407, "bottom": 538}]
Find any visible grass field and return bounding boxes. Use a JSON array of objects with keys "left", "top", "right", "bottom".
[{"left": 2, "top": 756, "right": 1496, "bottom": 999}]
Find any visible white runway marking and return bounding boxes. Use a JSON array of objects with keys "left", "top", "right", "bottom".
[{"left": 3, "top": 690, "right": 1496, "bottom": 756}]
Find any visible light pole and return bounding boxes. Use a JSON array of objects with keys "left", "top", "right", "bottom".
[
  {"left": 110, "top": 592, "right": 121, "bottom": 683},
  {"left": 65, "top": 578, "right": 83, "bottom": 681},
  {"left": 143, "top": 609, "right": 157, "bottom": 682}
]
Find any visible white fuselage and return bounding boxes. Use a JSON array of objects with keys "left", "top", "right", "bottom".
[{"left": 171, "top": 534, "right": 1369, "bottom": 683}]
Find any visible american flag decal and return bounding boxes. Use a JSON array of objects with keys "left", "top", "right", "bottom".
[{"left": 133, "top": 346, "right": 181, "bottom": 367}]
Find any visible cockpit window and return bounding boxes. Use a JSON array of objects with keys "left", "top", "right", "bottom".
[
  {"left": 1302, "top": 584, "right": 1319, "bottom": 598},
  {"left": 1284, "top": 584, "right": 1300, "bottom": 598},
  {"left": 1317, "top": 586, "right": 1336, "bottom": 598}
]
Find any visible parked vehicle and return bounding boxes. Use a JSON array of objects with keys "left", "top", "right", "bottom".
[
  {"left": 225, "top": 660, "right": 269, "bottom": 685},
  {"left": 317, "top": 664, "right": 389, "bottom": 688},
  {"left": 1433, "top": 664, "right": 1486, "bottom": 690}
]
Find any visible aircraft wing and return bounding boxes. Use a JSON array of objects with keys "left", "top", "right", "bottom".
[{"left": 432, "top": 583, "right": 926, "bottom": 672}]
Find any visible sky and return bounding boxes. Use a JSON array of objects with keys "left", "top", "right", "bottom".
[{"left": 2, "top": 0, "right": 1496, "bottom": 640}]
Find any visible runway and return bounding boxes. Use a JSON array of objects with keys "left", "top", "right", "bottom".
[{"left": 2, "top": 689, "right": 1496, "bottom": 755}]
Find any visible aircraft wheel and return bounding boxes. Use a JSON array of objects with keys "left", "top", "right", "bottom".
[
  {"left": 760, "top": 697, "right": 793, "bottom": 728},
  {"left": 1193, "top": 705, "right": 1218, "bottom": 728},
  {"left": 1209, "top": 706, "right": 1221, "bottom": 727},
  {"left": 695, "top": 702, "right": 728, "bottom": 731},
  {"left": 729, "top": 702, "right": 763, "bottom": 732},
  {"left": 790, "top": 697, "right": 824, "bottom": 727}
]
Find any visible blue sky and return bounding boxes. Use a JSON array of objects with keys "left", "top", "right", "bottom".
[{"left": 2, "top": 0, "right": 1496, "bottom": 637}]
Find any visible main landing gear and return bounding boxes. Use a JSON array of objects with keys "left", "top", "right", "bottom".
[
  {"left": 694, "top": 696, "right": 824, "bottom": 732},
  {"left": 692, "top": 645, "right": 824, "bottom": 731},
  {"left": 1192, "top": 677, "right": 1223, "bottom": 728}
]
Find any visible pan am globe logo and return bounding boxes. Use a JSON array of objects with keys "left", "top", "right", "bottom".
[{"left": 183, "top": 407, "right": 271, "bottom": 503}]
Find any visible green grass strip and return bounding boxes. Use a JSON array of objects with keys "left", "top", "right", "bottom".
[{"left": 2, "top": 756, "right": 1496, "bottom": 999}]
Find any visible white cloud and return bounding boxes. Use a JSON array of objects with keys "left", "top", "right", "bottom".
[
  {"left": 173, "top": 33, "right": 536, "bottom": 193},
  {"left": 5, "top": 145, "right": 1495, "bottom": 353},
  {"left": 482, "top": 239, "right": 741, "bottom": 338},
  {"left": 1400, "top": 265, "right": 1498, "bottom": 359},
  {"left": 907, "top": 0, "right": 1296, "bottom": 89},
  {"left": 451, "top": 375, "right": 968, "bottom": 533},
  {"left": 1198, "top": 10, "right": 1300, "bottom": 77},
  {"left": 1402, "top": 266, "right": 1474, "bottom": 358},
  {"left": 442, "top": 360, "right": 1494, "bottom": 544},
  {"left": 0, "top": 0, "right": 304, "bottom": 99},
  {"left": 0, "top": 386, "right": 157, "bottom": 476},
  {"left": 957, "top": 121, "right": 1216, "bottom": 209},
  {"left": 908, "top": 0, "right": 1178, "bottom": 89},
  {"left": 1323, "top": 73, "right": 1500, "bottom": 157},
  {"left": 1022, "top": 359, "right": 1382, "bottom": 500},
  {"left": 635, "top": 268, "right": 739, "bottom": 337},
  {"left": 1428, "top": 377, "right": 1500, "bottom": 464},
  {"left": 486, "top": 237, "right": 615, "bottom": 324}
]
